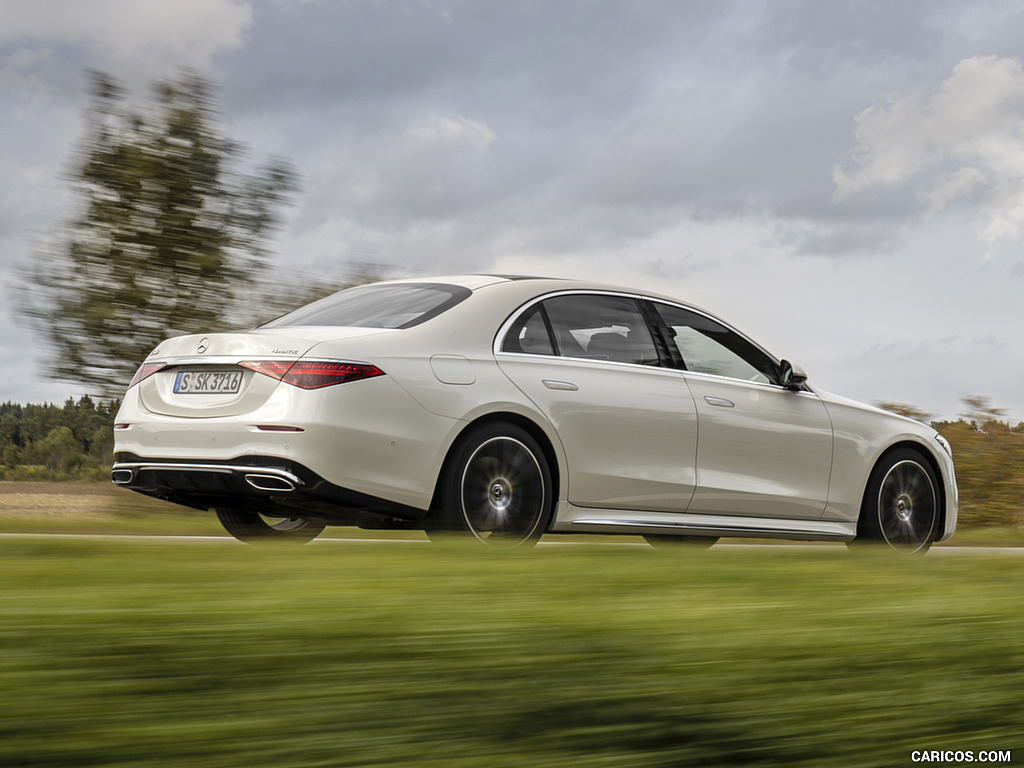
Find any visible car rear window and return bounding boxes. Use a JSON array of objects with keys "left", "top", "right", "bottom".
[{"left": 263, "top": 283, "right": 472, "bottom": 329}]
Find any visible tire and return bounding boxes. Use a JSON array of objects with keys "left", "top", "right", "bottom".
[
  {"left": 644, "top": 535, "right": 718, "bottom": 549},
  {"left": 215, "top": 508, "right": 326, "bottom": 544},
  {"left": 427, "top": 422, "right": 553, "bottom": 549},
  {"left": 853, "top": 449, "right": 940, "bottom": 553}
]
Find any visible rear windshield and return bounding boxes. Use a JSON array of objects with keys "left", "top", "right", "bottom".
[{"left": 263, "top": 283, "right": 472, "bottom": 329}]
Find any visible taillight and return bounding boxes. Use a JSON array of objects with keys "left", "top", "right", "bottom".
[
  {"left": 128, "top": 362, "right": 167, "bottom": 388},
  {"left": 239, "top": 360, "right": 385, "bottom": 389}
]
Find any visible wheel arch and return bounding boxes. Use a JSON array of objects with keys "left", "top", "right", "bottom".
[
  {"left": 429, "top": 411, "right": 562, "bottom": 519},
  {"left": 859, "top": 439, "right": 947, "bottom": 536}
]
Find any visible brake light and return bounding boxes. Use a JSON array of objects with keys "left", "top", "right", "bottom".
[
  {"left": 239, "top": 360, "right": 385, "bottom": 389},
  {"left": 128, "top": 362, "right": 167, "bottom": 388}
]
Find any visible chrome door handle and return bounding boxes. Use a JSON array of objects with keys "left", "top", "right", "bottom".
[
  {"left": 704, "top": 396, "right": 735, "bottom": 408},
  {"left": 543, "top": 379, "right": 578, "bottom": 391}
]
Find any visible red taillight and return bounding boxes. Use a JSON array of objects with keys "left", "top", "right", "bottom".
[
  {"left": 128, "top": 362, "right": 167, "bottom": 388},
  {"left": 239, "top": 360, "right": 385, "bottom": 389}
]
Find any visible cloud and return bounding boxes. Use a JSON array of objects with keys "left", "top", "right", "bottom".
[
  {"left": 0, "top": 0, "right": 253, "bottom": 82},
  {"left": 834, "top": 55, "right": 1024, "bottom": 242},
  {"left": 921, "top": 167, "right": 987, "bottom": 215},
  {"left": 407, "top": 115, "right": 496, "bottom": 149}
]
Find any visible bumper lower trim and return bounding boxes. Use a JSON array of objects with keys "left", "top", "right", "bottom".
[
  {"left": 110, "top": 455, "right": 428, "bottom": 526},
  {"left": 112, "top": 462, "right": 302, "bottom": 491}
]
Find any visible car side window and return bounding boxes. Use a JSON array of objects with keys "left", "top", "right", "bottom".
[
  {"left": 501, "top": 302, "right": 555, "bottom": 355},
  {"left": 541, "top": 294, "right": 659, "bottom": 365},
  {"left": 653, "top": 303, "right": 777, "bottom": 384}
]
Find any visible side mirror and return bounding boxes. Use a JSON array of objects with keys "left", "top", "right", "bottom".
[{"left": 778, "top": 359, "right": 808, "bottom": 390}]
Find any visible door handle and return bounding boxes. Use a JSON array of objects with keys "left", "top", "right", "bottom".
[
  {"left": 704, "top": 396, "right": 735, "bottom": 408},
  {"left": 543, "top": 379, "right": 578, "bottom": 391}
]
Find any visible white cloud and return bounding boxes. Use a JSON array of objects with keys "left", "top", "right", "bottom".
[
  {"left": 834, "top": 55, "right": 1024, "bottom": 243},
  {"left": 407, "top": 115, "right": 496, "bottom": 150},
  {"left": 0, "top": 0, "right": 253, "bottom": 79},
  {"left": 920, "top": 166, "right": 987, "bottom": 215}
]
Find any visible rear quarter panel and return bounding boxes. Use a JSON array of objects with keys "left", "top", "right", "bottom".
[{"left": 299, "top": 281, "right": 573, "bottom": 503}]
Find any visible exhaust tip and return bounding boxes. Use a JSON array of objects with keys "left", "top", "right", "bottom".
[
  {"left": 111, "top": 468, "right": 135, "bottom": 485},
  {"left": 244, "top": 473, "right": 296, "bottom": 493}
]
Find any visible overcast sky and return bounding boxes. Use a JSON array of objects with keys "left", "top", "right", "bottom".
[{"left": 2, "top": 0, "right": 1023, "bottom": 421}]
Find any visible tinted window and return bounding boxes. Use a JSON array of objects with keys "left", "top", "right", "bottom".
[
  {"left": 653, "top": 303, "right": 777, "bottom": 384},
  {"left": 501, "top": 303, "right": 555, "bottom": 355},
  {"left": 542, "top": 294, "right": 659, "bottom": 365},
  {"left": 264, "top": 283, "right": 471, "bottom": 329}
]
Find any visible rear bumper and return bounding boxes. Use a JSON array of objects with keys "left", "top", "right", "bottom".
[
  {"left": 112, "top": 462, "right": 303, "bottom": 493},
  {"left": 111, "top": 455, "right": 429, "bottom": 528}
]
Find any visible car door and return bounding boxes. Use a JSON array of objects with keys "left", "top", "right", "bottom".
[
  {"left": 496, "top": 292, "right": 699, "bottom": 513},
  {"left": 649, "top": 301, "right": 834, "bottom": 520}
]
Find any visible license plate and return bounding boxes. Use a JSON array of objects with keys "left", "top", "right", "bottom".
[{"left": 173, "top": 370, "right": 243, "bottom": 395}]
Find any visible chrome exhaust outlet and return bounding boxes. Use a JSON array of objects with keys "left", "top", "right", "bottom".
[
  {"left": 244, "top": 473, "right": 297, "bottom": 493},
  {"left": 111, "top": 468, "right": 135, "bottom": 485}
]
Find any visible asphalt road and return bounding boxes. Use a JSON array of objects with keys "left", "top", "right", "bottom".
[{"left": 0, "top": 531, "right": 1021, "bottom": 554}]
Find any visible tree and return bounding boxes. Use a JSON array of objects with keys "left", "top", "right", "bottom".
[
  {"left": 34, "top": 427, "right": 82, "bottom": 473},
  {"left": 17, "top": 70, "right": 298, "bottom": 398},
  {"left": 959, "top": 395, "right": 1007, "bottom": 429},
  {"left": 874, "top": 402, "right": 934, "bottom": 424}
]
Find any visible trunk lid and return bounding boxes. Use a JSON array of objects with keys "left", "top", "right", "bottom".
[{"left": 137, "top": 327, "right": 388, "bottom": 418}]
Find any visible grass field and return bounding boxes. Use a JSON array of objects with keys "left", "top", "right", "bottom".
[{"left": 1, "top": 529, "right": 1022, "bottom": 767}]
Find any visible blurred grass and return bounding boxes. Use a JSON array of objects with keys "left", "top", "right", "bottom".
[
  {"left": 1, "top": 537, "right": 1022, "bottom": 767},
  {"left": 0, "top": 482, "right": 424, "bottom": 538}
]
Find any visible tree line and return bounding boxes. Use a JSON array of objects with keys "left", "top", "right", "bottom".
[
  {"left": 1, "top": 397, "right": 117, "bottom": 480},
  {"left": 931, "top": 416, "right": 1024, "bottom": 530}
]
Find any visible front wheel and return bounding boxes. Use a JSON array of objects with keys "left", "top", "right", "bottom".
[
  {"left": 853, "top": 449, "right": 940, "bottom": 553},
  {"left": 427, "top": 422, "right": 553, "bottom": 549},
  {"left": 215, "top": 509, "right": 326, "bottom": 544}
]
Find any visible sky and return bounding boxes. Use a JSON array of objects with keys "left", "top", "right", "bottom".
[{"left": 1, "top": 0, "right": 1023, "bottom": 422}]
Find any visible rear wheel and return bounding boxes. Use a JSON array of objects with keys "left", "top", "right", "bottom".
[
  {"left": 215, "top": 509, "right": 326, "bottom": 544},
  {"left": 853, "top": 449, "right": 939, "bottom": 553},
  {"left": 427, "top": 422, "right": 553, "bottom": 548}
]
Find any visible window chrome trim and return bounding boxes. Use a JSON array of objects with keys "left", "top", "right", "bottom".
[
  {"left": 493, "top": 289, "right": 668, "bottom": 371},
  {"left": 493, "top": 289, "right": 795, "bottom": 390}
]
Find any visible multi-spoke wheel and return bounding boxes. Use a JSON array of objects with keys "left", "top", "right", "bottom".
[
  {"left": 854, "top": 449, "right": 940, "bottom": 553},
  {"left": 215, "top": 508, "right": 326, "bottom": 544},
  {"left": 428, "top": 422, "right": 553, "bottom": 548},
  {"left": 644, "top": 534, "right": 718, "bottom": 549}
]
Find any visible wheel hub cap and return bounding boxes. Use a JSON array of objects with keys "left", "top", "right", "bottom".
[
  {"left": 489, "top": 479, "right": 512, "bottom": 510},
  {"left": 895, "top": 494, "right": 913, "bottom": 522}
]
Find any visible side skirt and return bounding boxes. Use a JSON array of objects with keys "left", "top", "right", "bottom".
[{"left": 550, "top": 502, "right": 856, "bottom": 542}]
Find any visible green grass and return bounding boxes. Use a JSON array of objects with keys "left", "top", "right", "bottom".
[{"left": 1, "top": 538, "right": 1021, "bottom": 767}]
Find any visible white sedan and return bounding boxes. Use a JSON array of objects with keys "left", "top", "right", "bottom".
[{"left": 112, "top": 275, "right": 957, "bottom": 552}]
